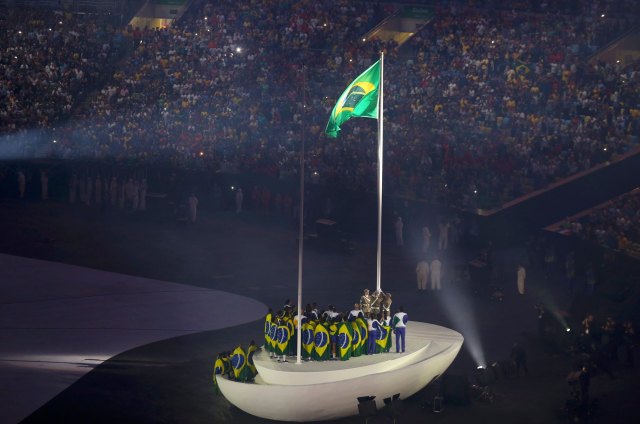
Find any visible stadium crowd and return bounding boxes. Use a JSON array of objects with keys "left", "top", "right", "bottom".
[
  {"left": 561, "top": 189, "right": 640, "bottom": 257},
  {"left": 1, "top": 0, "right": 639, "bottom": 213},
  {"left": 0, "top": 8, "right": 126, "bottom": 134}
]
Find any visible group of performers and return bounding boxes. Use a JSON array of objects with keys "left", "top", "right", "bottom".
[
  {"left": 212, "top": 290, "right": 409, "bottom": 392},
  {"left": 263, "top": 290, "right": 407, "bottom": 362},
  {"left": 212, "top": 340, "right": 259, "bottom": 391}
]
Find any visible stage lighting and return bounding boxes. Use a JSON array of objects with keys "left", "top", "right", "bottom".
[
  {"left": 236, "top": 47, "right": 242, "bottom": 53},
  {"left": 566, "top": 328, "right": 571, "bottom": 332},
  {"left": 474, "top": 366, "right": 494, "bottom": 386}
]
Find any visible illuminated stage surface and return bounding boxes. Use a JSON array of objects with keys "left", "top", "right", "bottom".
[
  {"left": 0, "top": 253, "right": 267, "bottom": 424},
  {"left": 218, "top": 321, "right": 463, "bottom": 422}
]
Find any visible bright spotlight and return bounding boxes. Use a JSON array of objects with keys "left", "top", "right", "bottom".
[
  {"left": 236, "top": 47, "right": 242, "bottom": 53},
  {"left": 230, "top": 186, "right": 235, "bottom": 190},
  {"left": 52, "top": 139, "right": 57, "bottom": 144},
  {"left": 362, "top": 38, "right": 366, "bottom": 42},
  {"left": 477, "top": 365, "right": 485, "bottom": 369},
  {"left": 439, "top": 278, "right": 486, "bottom": 372},
  {"left": 566, "top": 328, "right": 571, "bottom": 333}
]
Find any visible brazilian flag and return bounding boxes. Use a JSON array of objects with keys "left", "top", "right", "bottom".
[
  {"left": 302, "top": 322, "right": 315, "bottom": 358},
  {"left": 351, "top": 321, "right": 362, "bottom": 357},
  {"left": 246, "top": 344, "right": 258, "bottom": 378},
  {"left": 213, "top": 356, "right": 224, "bottom": 393},
  {"left": 231, "top": 346, "right": 247, "bottom": 381},
  {"left": 383, "top": 323, "right": 393, "bottom": 352},
  {"left": 269, "top": 321, "right": 278, "bottom": 352},
  {"left": 356, "top": 318, "right": 368, "bottom": 354},
  {"left": 515, "top": 60, "right": 530, "bottom": 78},
  {"left": 313, "top": 322, "right": 331, "bottom": 361},
  {"left": 275, "top": 322, "right": 291, "bottom": 356},
  {"left": 376, "top": 323, "right": 389, "bottom": 353},
  {"left": 325, "top": 60, "right": 380, "bottom": 138},
  {"left": 338, "top": 322, "right": 352, "bottom": 361},
  {"left": 264, "top": 313, "right": 273, "bottom": 351}
]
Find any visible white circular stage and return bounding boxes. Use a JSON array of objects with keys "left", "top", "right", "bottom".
[
  {"left": 218, "top": 321, "right": 463, "bottom": 421},
  {"left": 0, "top": 253, "right": 267, "bottom": 424}
]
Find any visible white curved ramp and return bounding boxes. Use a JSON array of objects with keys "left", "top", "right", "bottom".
[
  {"left": 218, "top": 322, "right": 463, "bottom": 421},
  {"left": 0, "top": 253, "right": 267, "bottom": 424}
]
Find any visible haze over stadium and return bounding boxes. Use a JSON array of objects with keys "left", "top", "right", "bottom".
[{"left": 1, "top": 0, "right": 639, "bottom": 423}]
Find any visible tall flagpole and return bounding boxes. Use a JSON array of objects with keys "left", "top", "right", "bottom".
[
  {"left": 376, "top": 51, "right": 384, "bottom": 293},
  {"left": 296, "top": 63, "right": 306, "bottom": 365}
]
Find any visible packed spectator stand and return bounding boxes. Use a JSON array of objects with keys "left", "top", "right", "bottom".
[
  {"left": 0, "top": 0, "right": 639, "bottom": 213},
  {"left": 558, "top": 188, "right": 640, "bottom": 258},
  {"left": 0, "top": 8, "right": 127, "bottom": 133}
]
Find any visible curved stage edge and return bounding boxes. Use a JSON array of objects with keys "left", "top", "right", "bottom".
[
  {"left": 0, "top": 253, "right": 268, "bottom": 424},
  {"left": 218, "top": 322, "right": 463, "bottom": 422}
]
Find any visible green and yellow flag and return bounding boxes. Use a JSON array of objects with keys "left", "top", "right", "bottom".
[
  {"left": 338, "top": 322, "right": 352, "bottom": 361},
  {"left": 246, "top": 344, "right": 258, "bottom": 378},
  {"left": 351, "top": 321, "right": 362, "bottom": 357},
  {"left": 264, "top": 312, "right": 273, "bottom": 351},
  {"left": 325, "top": 60, "right": 380, "bottom": 138},
  {"left": 302, "top": 322, "right": 315, "bottom": 357},
  {"left": 356, "top": 317, "right": 368, "bottom": 353},
  {"left": 313, "top": 322, "right": 331, "bottom": 361},
  {"left": 231, "top": 346, "right": 247, "bottom": 381}
]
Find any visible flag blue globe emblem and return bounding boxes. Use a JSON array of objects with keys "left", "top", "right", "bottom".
[
  {"left": 378, "top": 326, "right": 387, "bottom": 340},
  {"left": 280, "top": 327, "right": 290, "bottom": 343},
  {"left": 315, "top": 331, "right": 328, "bottom": 347},
  {"left": 352, "top": 329, "right": 360, "bottom": 345},
  {"left": 231, "top": 353, "right": 245, "bottom": 369},
  {"left": 302, "top": 329, "right": 313, "bottom": 345},
  {"left": 339, "top": 333, "right": 349, "bottom": 349},
  {"left": 269, "top": 323, "right": 277, "bottom": 339},
  {"left": 275, "top": 327, "right": 283, "bottom": 343}
]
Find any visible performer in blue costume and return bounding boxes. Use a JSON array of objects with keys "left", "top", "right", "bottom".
[{"left": 392, "top": 306, "right": 409, "bottom": 353}]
